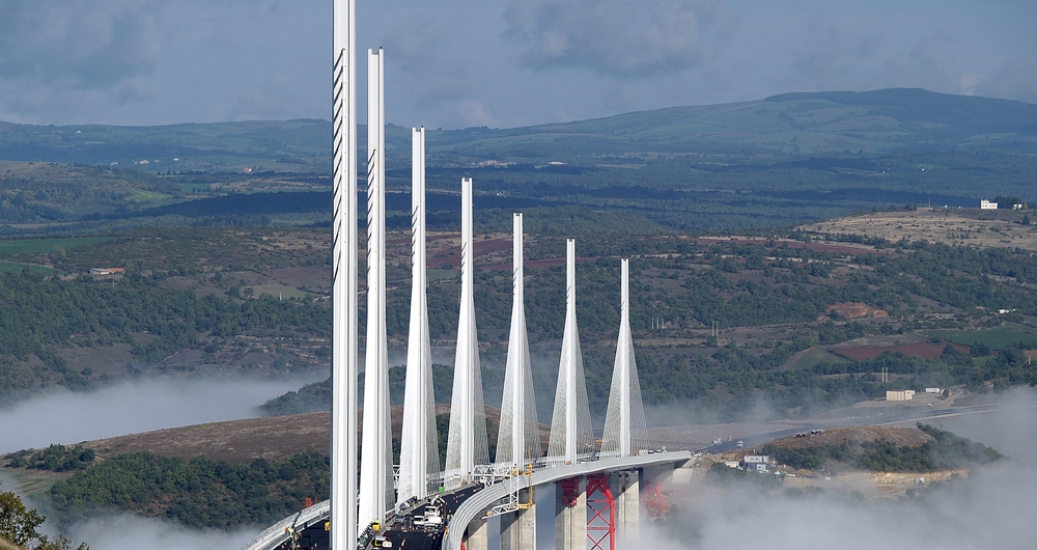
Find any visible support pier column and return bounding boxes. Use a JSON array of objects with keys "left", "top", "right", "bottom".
[
  {"left": 555, "top": 477, "right": 586, "bottom": 550},
  {"left": 611, "top": 470, "right": 639, "bottom": 543},
  {"left": 464, "top": 517, "right": 489, "bottom": 550},
  {"left": 501, "top": 488, "right": 536, "bottom": 550}
]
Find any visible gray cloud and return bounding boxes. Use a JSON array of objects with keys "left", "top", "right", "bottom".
[
  {"left": 0, "top": 0, "right": 174, "bottom": 89},
  {"left": 211, "top": 74, "right": 300, "bottom": 122},
  {"left": 878, "top": 45, "right": 964, "bottom": 94},
  {"left": 504, "top": 0, "right": 727, "bottom": 78},
  {"left": 976, "top": 59, "right": 1037, "bottom": 104},
  {"left": 379, "top": 13, "right": 507, "bottom": 128},
  {"left": 382, "top": 15, "right": 477, "bottom": 106},
  {"left": 789, "top": 17, "right": 880, "bottom": 83}
]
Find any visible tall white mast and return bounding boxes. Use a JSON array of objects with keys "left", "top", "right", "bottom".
[
  {"left": 547, "top": 240, "right": 595, "bottom": 464},
  {"left": 496, "top": 213, "right": 541, "bottom": 468},
  {"left": 602, "top": 259, "right": 649, "bottom": 457},
  {"left": 330, "top": 0, "right": 358, "bottom": 546},
  {"left": 446, "top": 177, "right": 490, "bottom": 487},
  {"left": 358, "top": 47, "right": 391, "bottom": 531},
  {"left": 399, "top": 127, "right": 440, "bottom": 503}
]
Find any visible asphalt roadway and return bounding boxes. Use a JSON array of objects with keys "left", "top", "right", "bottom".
[{"left": 374, "top": 484, "right": 483, "bottom": 550}]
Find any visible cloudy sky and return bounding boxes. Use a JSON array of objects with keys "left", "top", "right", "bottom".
[{"left": 0, "top": 0, "right": 1034, "bottom": 129}]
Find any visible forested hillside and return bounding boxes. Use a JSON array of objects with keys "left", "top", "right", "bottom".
[
  {"left": 3, "top": 217, "right": 1037, "bottom": 418},
  {"left": 2, "top": 89, "right": 1036, "bottom": 237},
  {"left": 2, "top": 88, "right": 1037, "bottom": 420}
]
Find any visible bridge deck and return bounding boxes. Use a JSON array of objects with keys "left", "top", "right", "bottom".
[
  {"left": 239, "top": 451, "right": 692, "bottom": 550},
  {"left": 442, "top": 451, "right": 692, "bottom": 550}
]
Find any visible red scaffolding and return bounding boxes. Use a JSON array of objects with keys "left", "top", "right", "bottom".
[
  {"left": 641, "top": 480, "right": 666, "bottom": 518},
  {"left": 585, "top": 474, "right": 615, "bottom": 550}
]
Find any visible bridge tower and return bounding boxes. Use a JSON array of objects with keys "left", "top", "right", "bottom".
[
  {"left": 602, "top": 259, "right": 650, "bottom": 542},
  {"left": 497, "top": 213, "right": 541, "bottom": 550},
  {"left": 547, "top": 240, "right": 596, "bottom": 465},
  {"left": 398, "top": 127, "right": 440, "bottom": 505},
  {"left": 496, "top": 213, "right": 541, "bottom": 470},
  {"left": 548, "top": 240, "right": 595, "bottom": 550},
  {"left": 601, "top": 259, "right": 650, "bottom": 459},
  {"left": 446, "top": 177, "right": 491, "bottom": 487},
  {"left": 330, "top": 0, "right": 358, "bottom": 547},
  {"left": 358, "top": 48, "right": 393, "bottom": 532}
]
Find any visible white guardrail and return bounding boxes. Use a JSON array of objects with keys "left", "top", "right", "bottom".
[{"left": 240, "top": 499, "right": 330, "bottom": 550}]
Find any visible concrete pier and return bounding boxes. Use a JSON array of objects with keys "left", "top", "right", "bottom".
[
  {"left": 555, "top": 478, "right": 586, "bottom": 550},
  {"left": 464, "top": 517, "right": 489, "bottom": 550},
  {"left": 611, "top": 470, "right": 640, "bottom": 542},
  {"left": 500, "top": 488, "right": 536, "bottom": 550}
]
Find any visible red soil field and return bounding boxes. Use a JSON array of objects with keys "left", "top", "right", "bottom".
[{"left": 427, "top": 238, "right": 513, "bottom": 268}]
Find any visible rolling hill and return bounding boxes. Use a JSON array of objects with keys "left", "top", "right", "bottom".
[{"left": 1, "top": 89, "right": 1034, "bottom": 173}]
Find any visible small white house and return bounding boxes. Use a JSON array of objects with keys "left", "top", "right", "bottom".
[{"left": 981, "top": 200, "right": 998, "bottom": 210}]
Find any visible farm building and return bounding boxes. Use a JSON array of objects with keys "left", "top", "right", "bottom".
[{"left": 886, "top": 390, "right": 915, "bottom": 401}]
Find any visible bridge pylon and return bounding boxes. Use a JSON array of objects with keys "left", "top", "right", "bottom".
[
  {"left": 398, "top": 127, "right": 440, "bottom": 505},
  {"left": 358, "top": 47, "right": 393, "bottom": 533},
  {"left": 547, "top": 240, "right": 596, "bottom": 465},
  {"left": 601, "top": 259, "right": 649, "bottom": 460},
  {"left": 497, "top": 213, "right": 541, "bottom": 470},
  {"left": 330, "top": 0, "right": 358, "bottom": 547},
  {"left": 445, "top": 177, "right": 490, "bottom": 488}
]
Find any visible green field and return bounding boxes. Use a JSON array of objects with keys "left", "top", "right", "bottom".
[
  {"left": 427, "top": 268, "right": 458, "bottom": 281},
  {"left": 0, "top": 261, "right": 54, "bottom": 274},
  {"left": 789, "top": 347, "right": 850, "bottom": 370},
  {"left": 924, "top": 327, "right": 1037, "bottom": 349},
  {"left": 0, "top": 236, "right": 113, "bottom": 255}
]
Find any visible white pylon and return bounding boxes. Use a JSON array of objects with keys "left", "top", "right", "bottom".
[
  {"left": 330, "top": 0, "right": 358, "bottom": 546},
  {"left": 445, "top": 177, "right": 490, "bottom": 487},
  {"left": 358, "top": 47, "right": 392, "bottom": 531},
  {"left": 496, "top": 213, "right": 542, "bottom": 468},
  {"left": 601, "top": 259, "right": 650, "bottom": 458},
  {"left": 398, "top": 127, "right": 440, "bottom": 504},
  {"left": 547, "top": 240, "right": 595, "bottom": 465}
]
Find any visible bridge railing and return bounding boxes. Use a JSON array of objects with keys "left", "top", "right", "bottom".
[{"left": 239, "top": 499, "right": 330, "bottom": 550}]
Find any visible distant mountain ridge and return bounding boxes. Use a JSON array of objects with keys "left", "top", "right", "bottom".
[
  {"left": 509, "top": 88, "right": 1037, "bottom": 154},
  {"left": 1, "top": 88, "right": 1034, "bottom": 171}
]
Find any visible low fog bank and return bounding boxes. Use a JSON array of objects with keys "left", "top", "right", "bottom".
[
  {"left": 0, "top": 376, "right": 321, "bottom": 454},
  {"left": 0, "top": 474, "right": 261, "bottom": 550},
  {"left": 645, "top": 465, "right": 1037, "bottom": 550},
  {"left": 64, "top": 514, "right": 259, "bottom": 550},
  {"left": 920, "top": 386, "right": 1037, "bottom": 458},
  {"left": 630, "top": 388, "right": 1037, "bottom": 550}
]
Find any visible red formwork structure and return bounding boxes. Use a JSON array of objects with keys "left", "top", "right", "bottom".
[
  {"left": 641, "top": 480, "right": 666, "bottom": 518},
  {"left": 559, "top": 477, "right": 581, "bottom": 507},
  {"left": 585, "top": 473, "right": 615, "bottom": 550}
]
